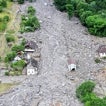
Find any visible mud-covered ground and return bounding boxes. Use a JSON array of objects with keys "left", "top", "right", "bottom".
[{"left": 0, "top": 0, "right": 106, "bottom": 106}]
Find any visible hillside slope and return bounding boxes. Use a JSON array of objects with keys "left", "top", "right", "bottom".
[{"left": 0, "top": 0, "right": 106, "bottom": 106}]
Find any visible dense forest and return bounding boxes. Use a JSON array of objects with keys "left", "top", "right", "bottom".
[{"left": 54, "top": 0, "right": 106, "bottom": 37}]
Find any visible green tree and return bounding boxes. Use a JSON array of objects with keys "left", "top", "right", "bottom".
[
  {"left": 17, "top": 0, "right": 24, "bottom": 4},
  {"left": 54, "top": 0, "right": 67, "bottom": 11},
  {"left": 66, "top": 4, "right": 74, "bottom": 19},
  {"left": 95, "top": 0, "right": 106, "bottom": 10}
]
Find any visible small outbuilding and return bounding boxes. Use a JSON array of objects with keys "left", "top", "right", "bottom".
[
  {"left": 97, "top": 45, "right": 106, "bottom": 58},
  {"left": 67, "top": 58, "right": 76, "bottom": 71}
]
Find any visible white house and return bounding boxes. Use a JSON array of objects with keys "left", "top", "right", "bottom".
[
  {"left": 27, "top": 63, "right": 37, "bottom": 75},
  {"left": 67, "top": 58, "right": 76, "bottom": 71},
  {"left": 97, "top": 45, "right": 106, "bottom": 58}
]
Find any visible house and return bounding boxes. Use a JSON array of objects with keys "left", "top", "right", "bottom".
[
  {"left": 67, "top": 58, "right": 76, "bottom": 71},
  {"left": 27, "top": 63, "right": 37, "bottom": 75},
  {"left": 97, "top": 45, "right": 106, "bottom": 58}
]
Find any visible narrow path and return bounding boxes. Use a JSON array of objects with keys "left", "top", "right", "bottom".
[{"left": 0, "top": 0, "right": 106, "bottom": 106}]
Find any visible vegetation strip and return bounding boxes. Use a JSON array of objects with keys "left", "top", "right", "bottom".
[
  {"left": 76, "top": 81, "right": 106, "bottom": 106},
  {"left": 54, "top": 0, "right": 106, "bottom": 37}
]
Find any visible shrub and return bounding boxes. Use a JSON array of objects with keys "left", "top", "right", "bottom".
[
  {"left": 95, "top": 0, "right": 106, "bottom": 10},
  {"left": 27, "top": 6, "right": 36, "bottom": 15},
  {"left": 12, "top": 45, "right": 25, "bottom": 52},
  {"left": 54, "top": 0, "right": 67, "bottom": 11},
  {"left": 29, "top": 0, "right": 33, "bottom": 2},
  {"left": 0, "top": 6, "right": 3, "bottom": 12},
  {"left": 85, "top": 98, "right": 106, "bottom": 106},
  {"left": 0, "top": 18, "right": 2, "bottom": 22},
  {"left": 9, "top": 71, "right": 15, "bottom": 76},
  {"left": 80, "top": 11, "right": 93, "bottom": 24},
  {"left": 14, "top": 71, "right": 22, "bottom": 76},
  {"left": 86, "top": 15, "right": 106, "bottom": 37},
  {"left": 76, "top": 81, "right": 95, "bottom": 101},
  {"left": 20, "top": 15, "right": 40, "bottom": 33},
  {"left": 77, "top": 2, "right": 89, "bottom": 14},
  {"left": 0, "top": 0, "right": 7, "bottom": 7},
  {"left": 17, "top": 0, "right": 24, "bottom": 4},
  {"left": 76, "top": 81, "right": 106, "bottom": 106},
  {"left": 11, "top": 60, "right": 26, "bottom": 71},
  {"left": 0, "top": 56, "right": 2, "bottom": 62},
  {"left": 5, "top": 71, "right": 9, "bottom": 76},
  {"left": 0, "top": 22, "right": 7, "bottom": 32},
  {"left": 81, "top": 93, "right": 97, "bottom": 103},
  {"left": 95, "top": 58, "right": 101, "bottom": 63},
  {"left": 3, "top": 16, "right": 10, "bottom": 22},
  {"left": 66, "top": 4, "right": 74, "bottom": 19},
  {"left": 21, "top": 38, "right": 26, "bottom": 46},
  {"left": 5, "top": 51, "right": 16, "bottom": 62},
  {"left": 6, "top": 36, "right": 15, "bottom": 42}
]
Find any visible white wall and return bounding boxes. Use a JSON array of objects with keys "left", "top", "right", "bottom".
[
  {"left": 68, "top": 64, "right": 76, "bottom": 71},
  {"left": 99, "top": 53, "right": 106, "bottom": 58},
  {"left": 27, "top": 68, "right": 35, "bottom": 75}
]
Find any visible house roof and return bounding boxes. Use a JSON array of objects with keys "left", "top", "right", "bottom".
[
  {"left": 97, "top": 45, "right": 106, "bottom": 53},
  {"left": 31, "top": 58, "right": 38, "bottom": 67},
  {"left": 25, "top": 40, "right": 38, "bottom": 50},
  {"left": 27, "top": 63, "right": 34, "bottom": 69},
  {"left": 67, "top": 58, "right": 76, "bottom": 65}
]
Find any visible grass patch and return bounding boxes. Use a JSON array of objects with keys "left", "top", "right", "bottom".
[{"left": 0, "top": 83, "right": 14, "bottom": 94}]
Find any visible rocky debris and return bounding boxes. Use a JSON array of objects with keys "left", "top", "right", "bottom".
[
  {"left": 30, "top": 98, "right": 42, "bottom": 106},
  {"left": 0, "top": 0, "right": 106, "bottom": 106},
  {"left": 7, "top": 42, "right": 13, "bottom": 47},
  {"left": 94, "top": 84, "right": 106, "bottom": 98}
]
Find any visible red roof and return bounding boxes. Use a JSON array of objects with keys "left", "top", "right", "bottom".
[
  {"left": 67, "top": 58, "right": 76, "bottom": 65},
  {"left": 97, "top": 45, "right": 106, "bottom": 53}
]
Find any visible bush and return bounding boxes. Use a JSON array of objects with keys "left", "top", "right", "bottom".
[
  {"left": 0, "top": 22, "right": 7, "bottom": 32},
  {"left": 76, "top": 81, "right": 106, "bottom": 106},
  {"left": 12, "top": 45, "right": 25, "bottom": 52},
  {"left": 20, "top": 15, "right": 40, "bottom": 33},
  {"left": 11, "top": 60, "right": 26, "bottom": 71},
  {"left": 80, "top": 11, "right": 93, "bottom": 24},
  {"left": 29, "top": 0, "right": 33, "bottom": 2},
  {"left": 6, "top": 36, "right": 15, "bottom": 42},
  {"left": 66, "top": 4, "right": 74, "bottom": 19},
  {"left": 21, "top": 38, "right": 26, "bottom": 46},
  {"left": 17, "top": 0, "right": 24, "bottom": 4},
  {"left": 27, "top": 6, "right": 36, "bottom": 15},
  {"left": 86, "top": 15, "right": 106, "bottom": 37},
  {"left": 77, "top": 2, "right": 90, "bottom": 14},
  {"left": 5, "top": 51, "right": 16, "bottom": 62},
  {"left": 95, "top": 58, "right": 101, "bottom": 63},
  {"left": 0, "top": 0, "right": 7, "bottom": 7},
  {"left": 95, "top": 0, "right": 106, "bottom": 10},
  {"left": 3, "top": 16, "right": 10, "bottom": 22},
  {"left": 54, "top": 0, "right": 67, "bottom": 11},
  {"left": 76, "top": 81, "right": 95, "bottom": 101},
  {"left": 0, "top": 56, "right": 2, "bottom": 62},
  {"left": 5, "top": 71, "right": 9, "bottom": 76},
  {"left": 85, "top": 98, "right": 106, "bottom": 106},
  {"left": 0, "top": 6, "right": 3, "bottom": 12}
]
